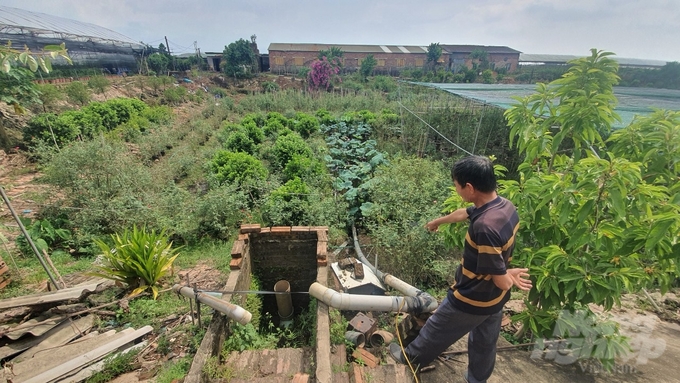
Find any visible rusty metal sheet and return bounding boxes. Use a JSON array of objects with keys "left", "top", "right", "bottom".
[{"left": 0, "top": 279, "right": 109, "bottom": 310}]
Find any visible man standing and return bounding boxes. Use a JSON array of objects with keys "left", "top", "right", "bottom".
[{"left": 390, "top": 155, "right": 532, "bottom": 383}]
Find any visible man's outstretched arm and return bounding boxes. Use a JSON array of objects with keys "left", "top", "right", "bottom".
[{"left": 424, "top": 208, "right": 469, "bottom": 232}]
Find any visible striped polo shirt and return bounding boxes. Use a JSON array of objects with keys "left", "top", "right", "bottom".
[{"left": 447, "top": 196, "right": 519, "bottom": 315}]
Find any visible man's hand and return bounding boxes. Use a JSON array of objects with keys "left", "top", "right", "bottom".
[{"left": 507, "top": 268, "right": 532, "bottom": 291}]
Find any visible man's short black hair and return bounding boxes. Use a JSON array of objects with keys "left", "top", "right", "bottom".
[{"left": 451, "top": 156, "right": 497, "bottom": 193}]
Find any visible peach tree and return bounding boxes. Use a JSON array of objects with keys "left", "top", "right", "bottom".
[{"left": 441, "top": 49, "right": 680, "bottom": 368}]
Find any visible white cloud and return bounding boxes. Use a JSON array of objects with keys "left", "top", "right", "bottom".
[{"left": 2, "top": 0, "right": 679, "bottom": 61}]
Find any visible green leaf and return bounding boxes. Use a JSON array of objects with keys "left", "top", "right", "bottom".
[
  {"left": 645, "top": 217, "right": 675, "bottom": 253},
  {"left": 27, "top": 55, "right": 38, "bottom": 72}
]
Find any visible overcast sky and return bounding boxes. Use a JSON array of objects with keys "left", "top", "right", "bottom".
[{"left": 3, "top": 0, "right": 679, "bottom": 62}]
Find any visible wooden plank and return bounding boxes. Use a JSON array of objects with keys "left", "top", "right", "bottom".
[{"left": 23, "top": 325, "right": 152, "bottom": 383}]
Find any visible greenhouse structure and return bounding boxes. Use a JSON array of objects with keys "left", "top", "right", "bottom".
[{"left": 0, "top": 5, "right": 146, "bottom": 73}]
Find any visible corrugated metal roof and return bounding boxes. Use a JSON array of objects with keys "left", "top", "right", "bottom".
[
  {"left": 441, "top": 45, "right": 521, "bottom": 54},
  {"left": 0, "top": 6, "right": 144, "bottom": 49},
  {"left": 0, "top": 279, "right": 109, "bottom": 310},
  {"left": 268, "top": 43, "right": 428, "bottom": 54}
]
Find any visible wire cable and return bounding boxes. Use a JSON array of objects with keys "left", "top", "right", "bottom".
[
  {"left": 397, "top": 101, "right": 473, "bottom": 156},
  {"left": 395, "top": 298, "right": 420, "bottom": 383}
]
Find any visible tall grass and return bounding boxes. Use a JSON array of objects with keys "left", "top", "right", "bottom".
[{"left": 237, "top": 88, "right": 397, "bottom": 115}]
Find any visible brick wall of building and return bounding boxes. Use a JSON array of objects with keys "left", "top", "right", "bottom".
[{"left": 269, "top": 50, "right": 441, "bottom": 75}]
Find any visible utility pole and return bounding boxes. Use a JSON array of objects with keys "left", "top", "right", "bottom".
[
  {"left": 164, "top": 36, "right": 171, "bottom": 55},
  {"left": 194, "top": 41, "right": 202, "bottom": 70}
]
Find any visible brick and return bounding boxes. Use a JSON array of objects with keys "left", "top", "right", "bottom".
[
  {"left": 316, "top": 229, "right": 328, "bottom": 242},
  {"left": 317, "top": 241, "right": 327, "bottom": 259},
  {"left": 317, "top": 259, "right": 328, "bottom": 267},
  {"left": 231, "top": 240, "right": 244, "bottom": 258},
  {"left": 352, "top": 348, "right": 378, "bottom": 368},
  {"left": 292, "top": 373, "right": 309, "bottom": 383},
  {"left": 229, "top": 257, "right": 243, "bottom": 270},
  {"left": 270, "top": 226, "right": 292, "bottom": 234},
  {"left": 237, "top": 233, "right": 249, "bottom": 244},
  {"left": 291, "top": 226, "right": 310, "bottom": 232},
  {"left": 260, "top": 227, "right": 271, "bottom": 233},
  {"left": 239, "top": 224, "right": 261, "bottom": 234},
  {"left": 352, "top": 364, "right": 364, "bottom": 383},
  {"left": 310, "top": 226, "right": 329, "bottom": 233}
]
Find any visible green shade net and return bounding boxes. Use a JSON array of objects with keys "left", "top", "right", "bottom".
[{"left": 416, "top": 83, "right": 680, "bottom": 128}]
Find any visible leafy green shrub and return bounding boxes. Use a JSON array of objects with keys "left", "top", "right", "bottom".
[
  {"left": 272, "top": 132, "right": 313, "bottom": 169},
  {"left": 35, "top": 83, "right": 63, "bottom": 112},
  {"left": 316, "top": 109, "right": 337, "bottom": 126},
  {"left": 262, "top": 177, "right": 310, "bottom": 226},
  {"left": 262, "top": 81, "right": 280, "bottom": 93},
  {"left": 242, "top": 121, "right": 264, "bottom": 144},
  {"left": 92, "top": 225, "right": 179, "bottom": 299},
  {"left": 362, "top": 157, "right": 453, "bottom": 286},
  {"left": 342, "top": 110, "right": 376, "bottom": 125},
  {"left": 103, "top": 98, "right": 148, "bottom": 122},
  {"left": 482, "top": 69, "right": 495, "bottom": 84},
  {"left": 283, "top": 153, "right": 325, "bottom": 181},
  {"left": 87, "top": 76, "right": 111, "bottom": 94},
  {"left": 290, "top": 112, "right": 320, "bottom": 138},
  {"left": 209, "top": 150, "right": 268, "bottom": 186},
  {"left": 262, "top": 119, "right": 286, "bottom": 137},
  {"left": 371, "top": 76, "right": 397, "bottom": 93},
  {"left": 16, "top": 217, "right": 71, "bottom": 256},
  {"left": 64, "top": 81, "right": 91, "bottom": 106},
  {"left": 142, "top": 105, "right": 173, "bottom": 124},
  {"left": 241, "top": 113, "right": 266, "bottom": 128},
  {"left": 266, "top": 111, "right": 289, "bottom": 127},
  {"left": 83, "top": 101, "right": 120, "bottom": 131},
  {"left": 163, "top": 86, "right": 188, "bottom": 104},
  {"left": 191, "top": 185, "right": 250, "bottom": 241},
  {"left": 222, "top": 322, "right": 279, "bottom": 353},
  {"left": 39, "top": 139, "right": 156, "bottom": 239},
  {"left": 224, "top": 130, "right": 257, "bottom": 154},
  {"left": 24, "top": 113, "right": 80, "bottom": 147}
]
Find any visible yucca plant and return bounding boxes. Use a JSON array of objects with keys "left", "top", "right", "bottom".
[{"left": 91, "top": 226, "right": 179, "bottom": 299}]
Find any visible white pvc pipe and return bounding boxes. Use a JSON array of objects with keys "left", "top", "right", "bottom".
[
  {"left": 309, "top": 282, "right": 437, "bottom": 313},
  {"left": 173, "top": 284, "right": 252, "bottom": 325},
  {"left": 350, "top": 225, "right": 438, "bottom": 312}
]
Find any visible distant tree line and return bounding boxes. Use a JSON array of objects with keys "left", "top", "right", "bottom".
[{"left": 618, "top": 62, "right": 680, "bottom": 89}]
